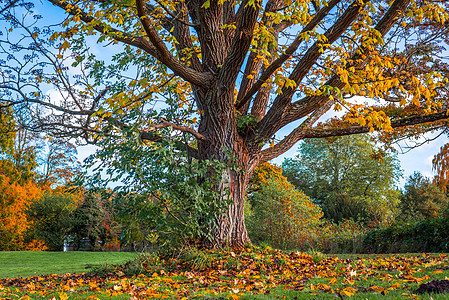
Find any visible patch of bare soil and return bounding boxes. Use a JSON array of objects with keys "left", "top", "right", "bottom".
[{"left": 415, "top": 280, "right": 449, "bottom": 294}]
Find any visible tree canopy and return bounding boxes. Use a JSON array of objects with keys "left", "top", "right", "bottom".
[
  {"left": 282, "top": 135, "right": 401, "bottom": 224},
  {"left": 399, "top": 172, "right": 448, "bottom": 221},
  {"left": 0, "top": 0, "right": 448, "bottom": 247}
]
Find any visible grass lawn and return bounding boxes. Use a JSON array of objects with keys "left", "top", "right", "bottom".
[
  {"left": 1, "top": 249, "right": 449, "bottom": 299},
  {"left": 0, "top": 251, "right": 137, "bottom": 278}
]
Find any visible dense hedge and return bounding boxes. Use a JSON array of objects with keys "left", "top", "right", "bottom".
[{"left": 363, "top": 217, "right": 449, "bottom": 253}]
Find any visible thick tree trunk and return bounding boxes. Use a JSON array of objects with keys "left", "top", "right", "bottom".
[
  {"left": 210, "top": 144, "right": 260, "bottom": 248},
  {"left": 197, "top": 85, "right": 258, "bottom": 248},
  {"left": 211, "top": 165, "right": 251, "bottom": 248}
]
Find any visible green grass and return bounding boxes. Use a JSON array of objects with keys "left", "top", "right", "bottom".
[{"left": 0, "top": 251, "right": 137, "bottom": 278}]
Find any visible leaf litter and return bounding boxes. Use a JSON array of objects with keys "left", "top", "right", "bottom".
[{"left": 1, "top": 248, "right": 449, "bottom": 299}]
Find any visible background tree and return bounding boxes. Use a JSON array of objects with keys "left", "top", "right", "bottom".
[
  {"left": 282, "top": 135, "right": 401, "bottom": 224},
  {"left": 0, "top": 108, "right": 45, "bottom": 250},
  {"left": 1, "top": 0, "right": 448, "bottom": 247},
  {"left": 38, "top": 139, "right": 81, "bottom": 188},
  {"left": 69, "top": 192, "right": 116, "bottom": 251},
  {"left": 0, "top": 125, "right": 39, "bottom": 184},
  {"left": 398, "top": 172, "right": 448, "bottom": 222},
  {"left": 26, "top": 192, "right": 78, "bottom": 251},
  {"left": 0, "top": 106, "right": 15, "bottom": 159},
  {"left": 0, "top": 175, "right": 43, "bottom": 250}
]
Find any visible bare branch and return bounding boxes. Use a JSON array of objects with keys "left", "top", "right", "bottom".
[
  {"left": 260, "top": 100, "right": 334, "bottom": 162},
  {"left": 0, "top": 0, "right": 19, "bottom": 14},
  {"left": 143, "top": 118, "right": 205, "bottom": 140}
]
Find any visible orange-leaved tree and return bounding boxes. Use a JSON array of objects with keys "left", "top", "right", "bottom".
[
  {"left": 1, "top": 0, "right": 448, "bottom": 247},
  {"left": 247, "top": 163, "right": 323, "bottom": 249},
  {"left": 0, "top": 174, "right": 45, "bottom": 250}
]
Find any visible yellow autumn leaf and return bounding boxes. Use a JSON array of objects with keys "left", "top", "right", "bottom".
[
  {"left": 201, "top": 0, "right": 210, "bottom": 8},
  {"left": 60, "top": 40, "right": 70, "bottom": 51},
  {"left": 340, "top": 289, "right": 354, "bottom": 297},
  {"left": 389, "top": 282, "right": 401, "bottom": 289}
]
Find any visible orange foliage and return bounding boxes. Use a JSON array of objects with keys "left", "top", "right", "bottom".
[
  {"left": 433, "top": 143, "right": 449, "bottom": 191},
  {"left": 249, "top": 162, "right": 287, "bottom": 191},
  {"left": 250, "top": 162, "right": 321, "bottom": 221},
  {"left": 0, "top": 174, "right": 45, "bottom": 250},
  {"left": 248, "top": 163, "right": 323, "bottom": 249}
]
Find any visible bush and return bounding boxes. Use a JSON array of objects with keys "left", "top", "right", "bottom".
[
  {"left": 363, "top": 216, "right": 449, "bottom": 253},
  {"left": 311, "top": 219, "right": 368, "bottom": 254}
]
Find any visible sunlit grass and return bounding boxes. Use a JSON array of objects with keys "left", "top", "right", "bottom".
[{"left": 0, "top": 251, "right": 137, "bottom": 278}]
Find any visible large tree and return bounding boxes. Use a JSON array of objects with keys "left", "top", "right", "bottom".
[{"left": 0, "top": 0, "right": 448, "bottom": 247}]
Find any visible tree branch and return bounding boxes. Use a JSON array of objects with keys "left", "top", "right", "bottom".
[
  {"left": 236, "top": 0, "right": 290, "bottom": 115},
  {"left": 218, "top": 0, "right": 260, "bottom": 88},
  {"left": 153, "top": 0, "right": 198, "bottom": 27},
  {"left": 48, "top": 0, "right": 212, "bottom": 88},
  {"left": 139, "top": 131, "right": 199, "bottom": 158},
  {"left": 135, "top": 0, "right": 212, "bottom": 87},
  {"left": 303, "top": 111, "right": 449, "bottom": 139},
  {"left": 0, "top": 0, "right": 19, "bottom": 14},
  {"left": 146, "top": 3, "right": 203, "bottom": 72},
  {"left": 235, "top": 0, "right": 341, "bottom": 110},
  {"left": 143, "top": 118, "right": 205, "bottom": 140},
  {"left": 107, "top": 117, "right": 200, "bottom": 158},
  {"left": 284, "top": 0, "right": 412, "bottom": 126},
  {"left": 260, "top": 99, "right": 334, "bottom": 162},
  {"left": 256, "top": 0, "right": 369, "bottom": 141}
]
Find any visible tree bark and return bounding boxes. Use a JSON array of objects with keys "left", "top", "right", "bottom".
[
  {"left": 196, "top": 85, "right": 258, "bottom": 248},
  {"left": 210, "top": 158, "right": 253, "bottom": 248}
]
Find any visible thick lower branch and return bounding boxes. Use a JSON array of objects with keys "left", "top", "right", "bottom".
[
  {"left": 136, "top": 0, "right": 213, "bottom": 88},
  {"left": 261, "top": 100, "right": 334, "bottom": 162},
  {"left": 303, "top": 111, "right": 449, "bottom": 139}
]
